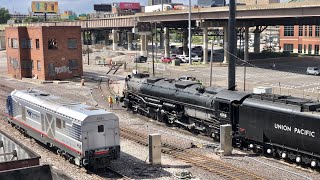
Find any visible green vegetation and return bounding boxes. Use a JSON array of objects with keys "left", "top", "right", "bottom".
[
  {"left": 0, "top": 8, "right": 10, "bottom": 24},
  {"left": 24, "top": 16, "right": 44, "bottom": 23}
]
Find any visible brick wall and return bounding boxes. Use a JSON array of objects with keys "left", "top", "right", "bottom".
[
  {"left": 5, "top": 26, "right": 83, "bottom": 80},
  {"left": 280, "top": 25, "right": 320, "bottom": 55}
]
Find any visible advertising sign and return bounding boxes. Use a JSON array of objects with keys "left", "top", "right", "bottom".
[{"left": 32, "top": 1, "right": 58, "bottom": 13}]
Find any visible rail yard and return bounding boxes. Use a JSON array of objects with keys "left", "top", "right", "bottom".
[{"left": 1, "top": 48, "right": 320, "bottom": 179}]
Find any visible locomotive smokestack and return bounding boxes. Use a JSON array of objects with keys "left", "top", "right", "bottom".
[{"left": 228, "top": 0, "right": 237, "bottom": 91}]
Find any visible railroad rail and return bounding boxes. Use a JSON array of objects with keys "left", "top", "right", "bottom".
[
  {"left": 96, "top": 77, "right": 265, "bottom": 179},
  {"left": 120, "top": 128, "right": 264, "bottom": 180}
]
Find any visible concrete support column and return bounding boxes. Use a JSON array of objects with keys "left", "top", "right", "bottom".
[
  {"left": 118, "top": 32, "right": 123, "bottom": 46},
  {"left": 104, "top": 31, "right": 109, "bottom": 46},
  {"left": 145, "top": 35, "right": 149, "bottom": 52},
  {"left": 183, "top": 29, "right": 188, "bottom": 55},
  {"left": 254, "top": 27, "right": 261, "bottom": 53},
  {"left": 127, "top": 32, "right": 133, "bottom": 51},
  {"left": 140, "top": 34, "right": 147, "bottom": 56},
  {"left": 203, "top": 27, "right": 208, "bottom": 64},
  {"left": 112, "top": 29, "right": 118, "bottom": 51},
  {"left": 244, "top": 25, "right": 249, "bottom": 61},
  {"left": 91, "top": 31, "right": 96, "bottom": 45},
  {"left": 81, "top": 31, "right": 84, "bottom": 45},
  {"left": 223, "top": 24, "right": 229, "bottom": 64},
  {"left": 159, "top": 29, "right": 164, "bottom": 49},
  {"left": 164, "top": 27, "right": 170, "bottom": 58}
]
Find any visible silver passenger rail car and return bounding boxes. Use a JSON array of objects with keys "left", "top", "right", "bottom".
[{"left": 6, "top": 89, "right": 120, "bottom": 169}]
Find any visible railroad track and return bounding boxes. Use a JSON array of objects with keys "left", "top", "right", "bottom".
[
  {"left": 121, "top": 128, "right": 264, "bottom": 180},
  {"left": 98, "top": 77, "right": 265, "bottom": 179}
]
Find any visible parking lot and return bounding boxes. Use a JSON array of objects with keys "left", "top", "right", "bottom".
[{"left": 146, "top": 56, "right": 320, "bottom": 99}]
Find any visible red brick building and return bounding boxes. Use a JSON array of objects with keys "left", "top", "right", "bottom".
[
  {"left": 5, "top": 26, "right": 83, "bottom": 80},
  {"left": 280, "top": 25, "right": 320, "bottom": 55}
]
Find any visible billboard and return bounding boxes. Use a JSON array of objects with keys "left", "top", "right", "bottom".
[
  {"left": 94, "top": 4, "right": 112, "bottom": 12},
  {"left": 119, "top": 2, "right": 141, "bottom": 10},
  {"left": 32, "top": 1, "right": 58, "bottom": 13}
]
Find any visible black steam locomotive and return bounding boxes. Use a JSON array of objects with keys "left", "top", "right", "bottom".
[{"left": 123, "top": 74, "right": 320, "bottom": 168}]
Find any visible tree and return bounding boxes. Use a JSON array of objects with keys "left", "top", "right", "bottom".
[
  {"left": 0, "top": 8, "right": 10, "bottom": 24},
  {"left": 24, "top": 16, "right": 44, "bottom": 23}
]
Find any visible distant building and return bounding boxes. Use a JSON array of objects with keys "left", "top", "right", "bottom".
[
  {"left": 5, "top": 26, "right": 83, "bottom": 80},
  {"left": 279, "top": 25, "right": 320, "bottom": 55},
  {"left": 197, "top": 0, "right": 225, "bottom": 7},
  {"left": 237, "top": 0, "right": 280, "bottom": 5},
  {"left": 61, "top": 11, "right": 77, "bottom": 20},
  {"left": 148, "top": 0, "right": 172, "bottom": 6}
]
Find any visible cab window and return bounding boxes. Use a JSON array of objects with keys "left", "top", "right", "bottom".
[
  {"left": 98, "top": 125, "right": 104, "bottom": 133},
  {"left": 219, "top": 103, "right": 229, "bottom": 112}
]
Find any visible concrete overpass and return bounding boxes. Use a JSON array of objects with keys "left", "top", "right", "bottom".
[{"left": 1, "top": 1, "right": 320, "bottom": 61}]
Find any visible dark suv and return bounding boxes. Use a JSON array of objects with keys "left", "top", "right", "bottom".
[{"left": 134, "top": 56, "right": 148, "bottom": 63}]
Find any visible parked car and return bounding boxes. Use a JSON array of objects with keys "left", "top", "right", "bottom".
[
  {"left": 178, "top": 76, "right": 196, "bottom": 81},
  {"left": 177, "top": 55, "right": 188, "bottom": 63},
  {"left": 306, "top": 67, "right": 320, "bottom": 75},
  {"left": 161, "top": 57, "right": 172, "bottom": 63},
  {"left": 134, "top": 56, "right": 147, "bottom": 63}
]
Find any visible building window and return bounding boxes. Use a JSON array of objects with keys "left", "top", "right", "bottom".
[
  {"left": 283, "top": 44, "right": 294, "bottom": 53},
  {"left": 11, "top": 38, "right": 18, "bottom": 48},
  {"left": 315, "top": 45, "right": 319, "bottom": 55},
  {"left": 21, "top": 39, "right": 32, "bottom": 49},
  {"left": 31, "top": 60, "right": 34, "bottom": 69},
  {"left": 68, "top": 39, "right": 77, "bottom": 49},
  {"left": 37, "top": 60, "right": 41, "bottom": 70},
  {"left": 316, "top": 26, "right": 320, "bottom": 37},
  {"left": 304, "top": 45, "right": 306, "bottom": 53},
  {"left": 284, "top": 26, "right": 294, "bottom": 36},
  {"left": 10, "top": 58, "right": 19, "bottom": 69},
  {"left": 299, "top": 26, "right": 303, "bottom": 36},
  {"left": 308, "top": 44, "right": 312, "bottom": 54},
  {"left": 98, "top": 125, "right": 104, "bottom": 133},
  {"left": 309, "top": 25, "right": 313, "bottom": 37},
  {"left": 69, "top": 60, "right": 78, "bottom": 70},
  {"left": 36, "top": 39, "right": 40, "bottom": 49},
  {"left": 298, "top": 44, "right": 302, "bottom": 53},
  {"left": 48, "top": 39, "right": 58, "bottom": 49},
  {"left": 22, "top": 60, "right": 32, "bottom": 69},
  {"left": 305, "top": 26, "right": 307, "bottom": 36},
  {"left": 56, "top": 118, "right": 61, "bottom": 129}
]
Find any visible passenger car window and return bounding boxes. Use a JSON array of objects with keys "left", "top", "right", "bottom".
[
  {"left": 56, "top": 118, "right": 61, "bottom": 129},
  {"left": 98, "top": 125, "right": 104, "bottom": 133}
]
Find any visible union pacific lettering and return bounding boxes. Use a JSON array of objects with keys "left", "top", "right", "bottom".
[{"left": 274, "top": 123, "right": 315, "bottom": 138}]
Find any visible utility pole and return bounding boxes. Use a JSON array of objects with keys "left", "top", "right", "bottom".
[
  {"left": 228, "top": 0, "right": 236, "bottom": 90},
  {"left": 161, "top": 0, "right": 163, "bottom": 11},
  {"left": 152, "top": 22, "right": 155, "bottom": 76},
  {"left": 86, "top": 21, "right": 89, "bottom": 65},
  {"left": 188, "top": 0, "right": 192, "bottom": 65},
  {"left": 210, "top": 41, "right": 213, "bottom": 87}
]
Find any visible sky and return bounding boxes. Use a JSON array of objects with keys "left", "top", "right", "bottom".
[{"left": 1, "top": 0, "right": 288, "bottom": 14}]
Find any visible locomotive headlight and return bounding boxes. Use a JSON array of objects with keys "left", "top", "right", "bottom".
[
  {"left": 296, "top": 156, "right": 301, "bottom": 163},
  {"left": 281, "top": 152, "right": 287, "bottom": 159},
  {"left": 249, "top": 144, "right": 254, "bottom": 148},
  {"left": 311, "top": 160, "right": 317, "bottom": 167},
  {"left": 267, "top": 149, "right": 272, "bottom": 154}
]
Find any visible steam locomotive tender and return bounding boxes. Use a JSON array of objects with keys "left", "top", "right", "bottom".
[
  {"left": 6, "top": 89, "right": 120, "bottom": 170},
  {"left": 124, "top": 74, "right": 320, "bottom": 168}
]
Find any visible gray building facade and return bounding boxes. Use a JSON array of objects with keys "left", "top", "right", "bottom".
[
  {"left": 148, "top": 0, "right": 172, "bottom": 6},
  {"left": 197, "top": 0, "right": 226, "bottom": 7}
]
